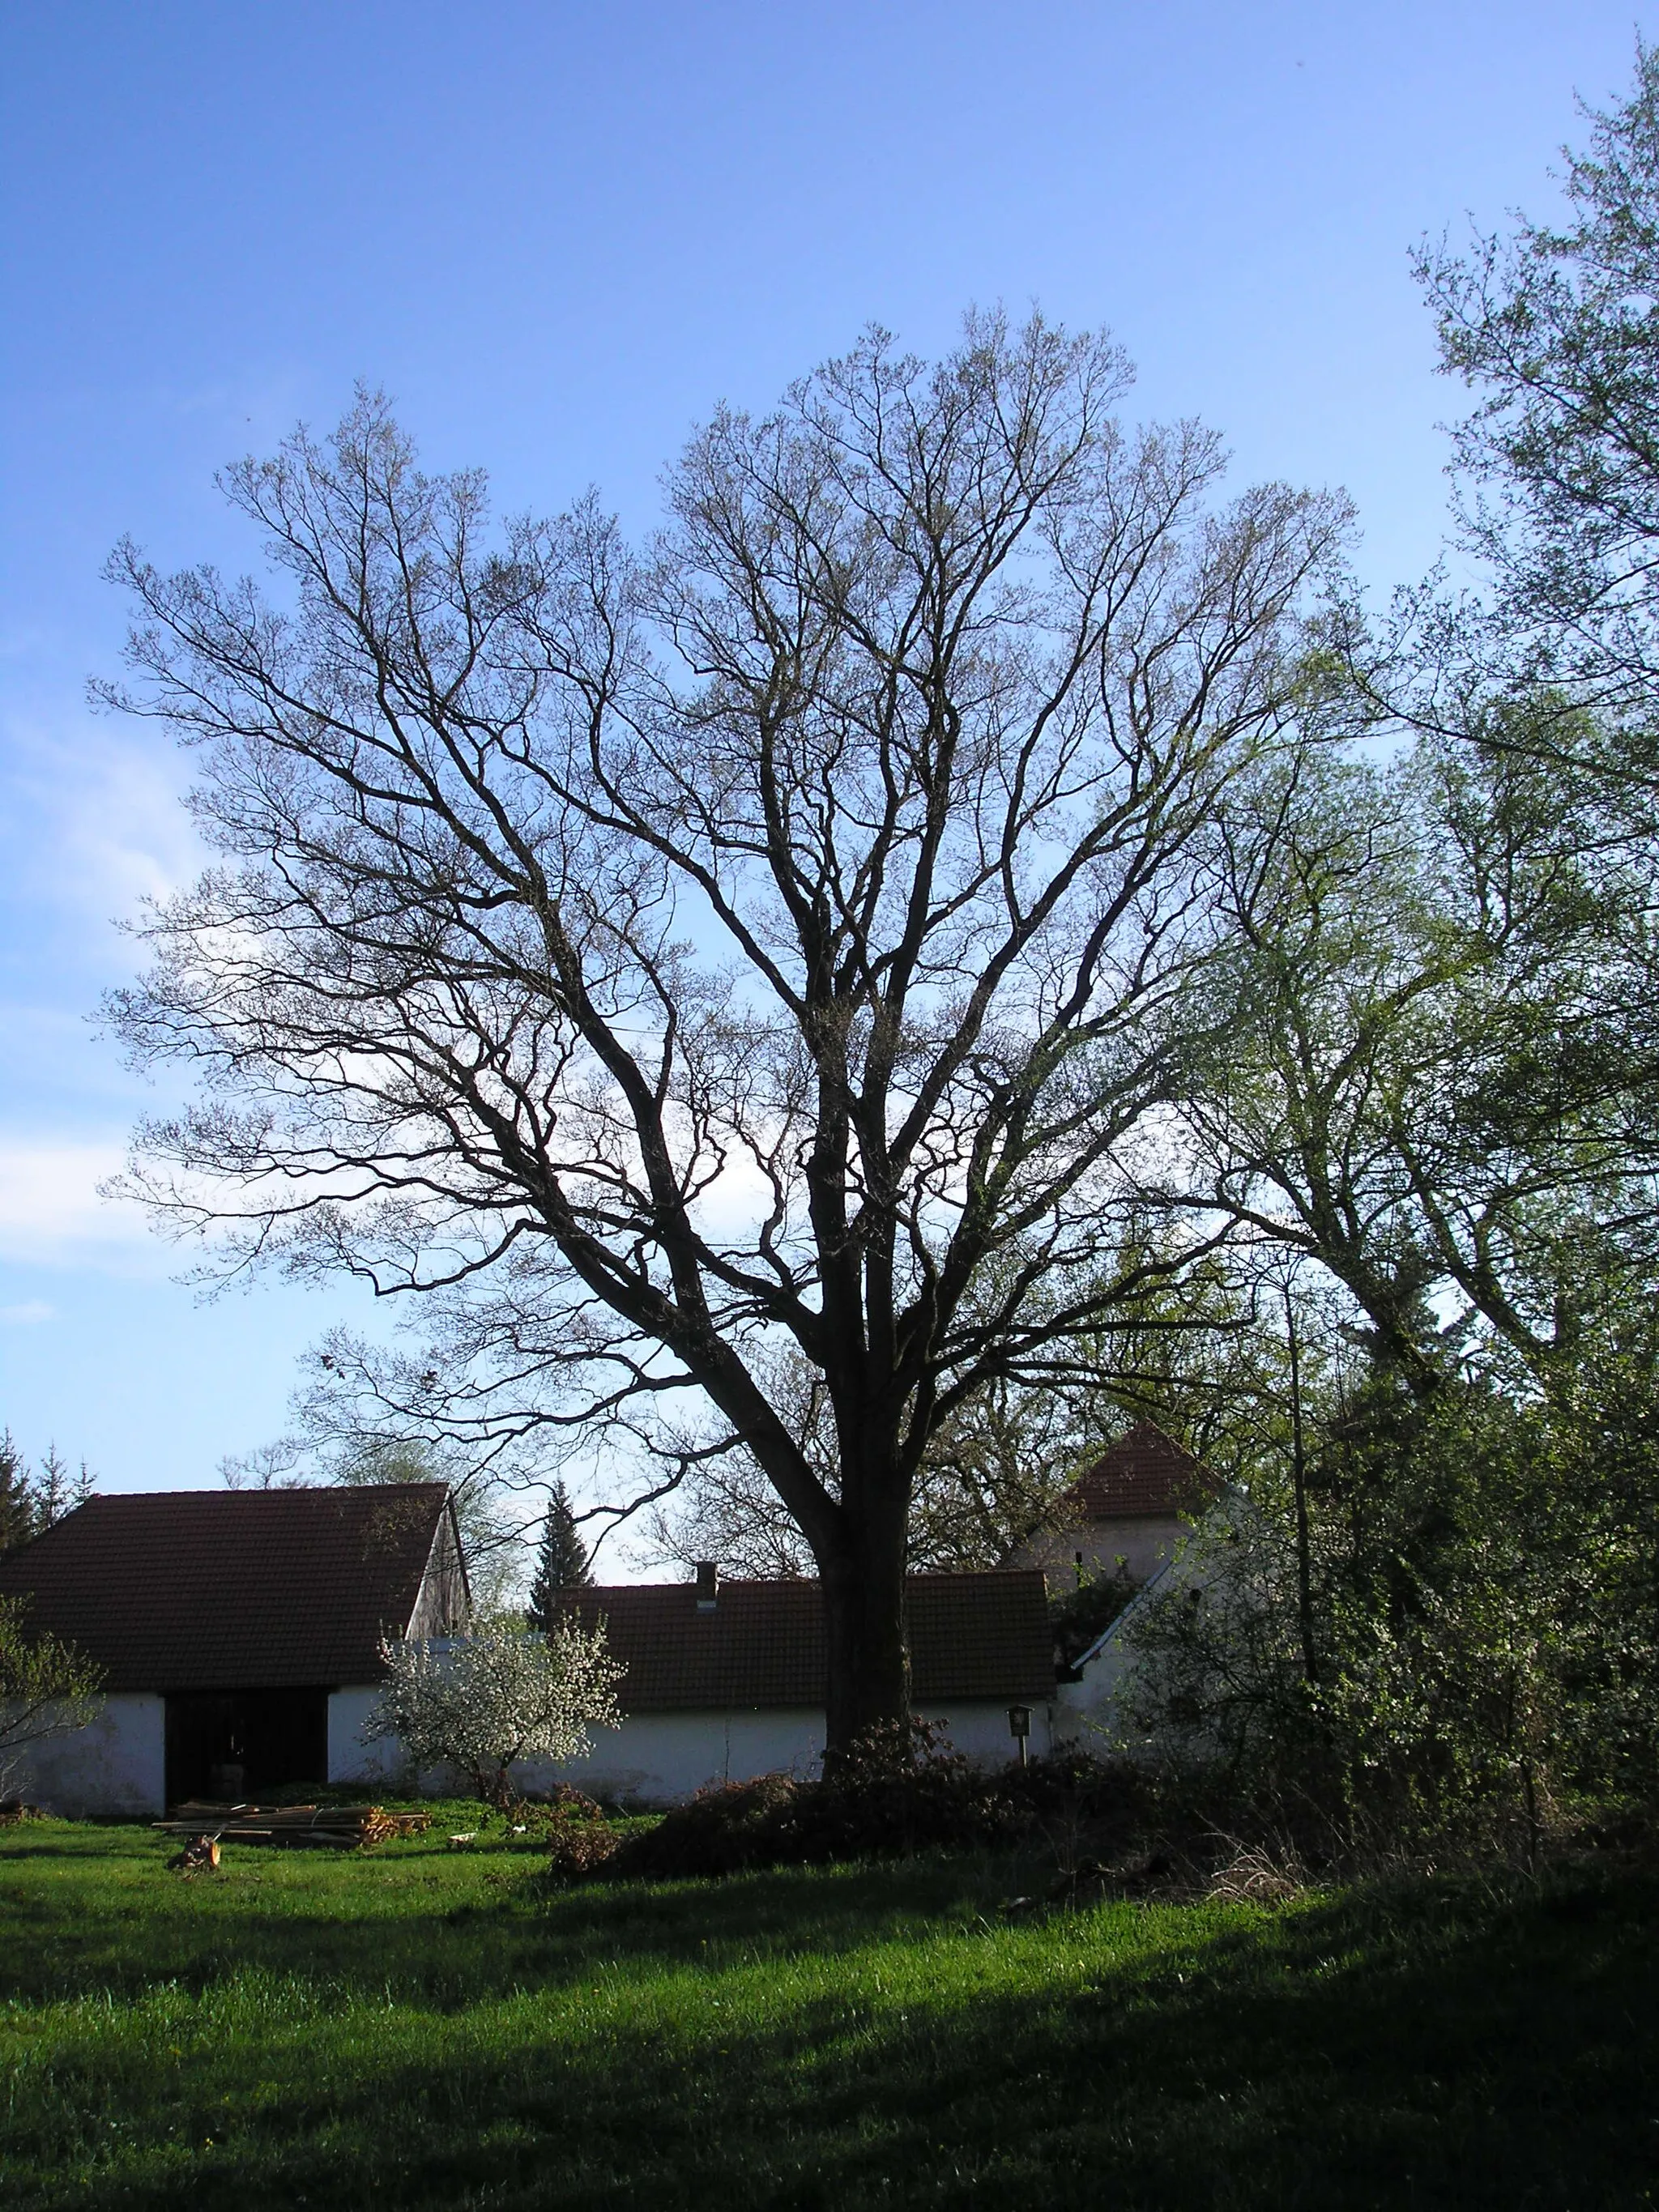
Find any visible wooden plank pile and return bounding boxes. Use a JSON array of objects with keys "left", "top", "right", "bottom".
[{"left": 153, "top": 1801, "right": 432, "bottom": 1850}]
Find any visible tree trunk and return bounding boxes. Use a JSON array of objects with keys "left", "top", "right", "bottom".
[
  {"left": 817, "top": 1513, "right": 911, "bottom": 1762},
  {"left": 1286, "top": 1294, "right": 1320, "bottom": 1690}
]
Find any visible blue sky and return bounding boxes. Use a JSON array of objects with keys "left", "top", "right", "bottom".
[{"left": 0, "top": 0, "right": 1649, "bottom": 1541}]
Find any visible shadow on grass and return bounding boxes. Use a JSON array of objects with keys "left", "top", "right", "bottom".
[
  {"left": 5, "top": 1862, "right": 1657, "bottom": 2210},
  {"left": 0, "top": 1839, "right": 126, "bottom": 1859}
]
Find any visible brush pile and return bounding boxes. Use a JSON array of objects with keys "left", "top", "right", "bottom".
[{"left": 152, "top": 1801, "right": 431, "bottom": 1850}]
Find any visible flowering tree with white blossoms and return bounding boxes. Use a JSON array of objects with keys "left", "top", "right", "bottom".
[{"left": 365, "top": 1616, "right": 622, "bottom": 1806}]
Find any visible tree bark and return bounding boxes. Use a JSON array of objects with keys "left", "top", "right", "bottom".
[{"left": 817, "top": 1518, "right": 912, "bottom": 1758}]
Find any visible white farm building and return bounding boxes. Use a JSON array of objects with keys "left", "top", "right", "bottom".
[
  {"left": 0, "top": 1484, "right": 467, "bottom": 1815},
  {"left": 539, "top": 1566, "right": 1056, "bottom": 1804},
  {"left": 0, "top": 1487, "right": 1058, "bottom": 1813}
]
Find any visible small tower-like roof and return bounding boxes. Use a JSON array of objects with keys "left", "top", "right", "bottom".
[{"left": 1056, "top": 1421, "right": 1218, "bottom": 1524}]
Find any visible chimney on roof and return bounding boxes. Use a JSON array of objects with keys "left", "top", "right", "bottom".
[{"left": 694, "top": 1560, "right": 719, "bottom": 1611}]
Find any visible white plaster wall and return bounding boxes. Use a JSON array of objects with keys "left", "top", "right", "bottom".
[
  {"left": 522, "top": 1698, "right": 1051, "bottom": 1806},
  {"left": 1011, "top": 1517, "right": 1186, "bottom": 1587},
  {"left": 919, "top": 1699, "right": 1052, "bottom": 1769},
  {"left": 521, "top": 1708, "right": 824, "bottom": 1805},
  {"left": 8, "top": 1694, "right": 166, "bottom": 1817},
  {"left": 1053, "top": 1629, "right": 1145, "bottom": 1754},
  {"left": 327, "top": 1686, "right": 411, "bottom": 1788},
  {"left": 1052, "top": 1517, "right": 1236, "bottom": 1758}
]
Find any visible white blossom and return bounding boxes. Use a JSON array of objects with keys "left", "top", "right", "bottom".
[{"left": 364, "top": 1617, "right": 621, "bottom": 1804}]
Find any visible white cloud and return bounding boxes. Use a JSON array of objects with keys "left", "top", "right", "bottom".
[
  {"left": 0, "top": 1299, "right": 54, "bottom": 1325},
  {"left": 0, "top": 1137, "right": 158, "bottom": 1268},
  {"left": 1, "top": 715, "right": 203, "bottom": 933}
]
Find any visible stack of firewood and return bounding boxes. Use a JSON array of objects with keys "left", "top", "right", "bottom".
[{"left": 152, "top": 1801, "right": 431, "bottom": 1851}]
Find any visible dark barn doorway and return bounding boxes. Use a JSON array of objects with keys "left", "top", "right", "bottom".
[{"left": 164, "top": 1688, "right": 329, "bottom": 1805}]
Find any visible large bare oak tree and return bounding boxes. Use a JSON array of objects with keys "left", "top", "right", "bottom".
[{"left": 104, "top": 313, "right": 1346, "bottom": 1750}]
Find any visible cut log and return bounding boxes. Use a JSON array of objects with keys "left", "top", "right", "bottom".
[{"left": 165, "top": 1835, "right": 221, "bottom": 1875}]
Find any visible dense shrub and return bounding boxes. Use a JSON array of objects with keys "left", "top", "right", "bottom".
[
  {"left": 600, "top": 1727, "right": 1128, "bottom": 1881},
  {"left": 545, "top": 1806, "right": 621, "bottom": 1877},
  {"left": 1122, "top": 1346, "right": 1659, "bottom": 1855},
  {"left": 606, "top": 1772, "right": 802, "bottom": 1879}
]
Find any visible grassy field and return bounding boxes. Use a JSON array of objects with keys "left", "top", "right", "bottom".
[{"left": 1, "top": 1813, "right": 1655, "bottom": 2210}]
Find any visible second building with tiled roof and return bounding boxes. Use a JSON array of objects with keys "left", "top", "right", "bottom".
[
  {"left": 531, "top": 1566, "right": 1056, "bottom": 1805},
  {"left": 1003, "top": 1420, "right": 1220, "bottom": 1588}
]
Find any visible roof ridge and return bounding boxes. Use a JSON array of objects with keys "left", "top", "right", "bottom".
[
  {"left": 0, "top": 1481, "right": 455, "bottom": 1692},
  {"left": 71, "top": 1481, "right": 450, "bottom": 1501},
  {"left": 581, "top": 1566, "right": 1048, "bottom": 1595}
]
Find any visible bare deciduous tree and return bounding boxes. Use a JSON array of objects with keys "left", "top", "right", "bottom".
[{"left": 103, "top": 312, "right": 1346, "bottom": 1752}]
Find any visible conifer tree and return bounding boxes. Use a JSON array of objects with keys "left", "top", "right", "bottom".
[
  {"left": 0, "top": 1434, "right": 92, "bottom": 1558},
  {"left": 527, "top": 1483, "right": 592, "bottom": 1631}
]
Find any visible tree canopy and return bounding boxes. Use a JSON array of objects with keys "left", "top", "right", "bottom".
[
  {"left": 526, "top": 1483, "right": 593, "bottom": 1628},
  {"left": 104, "top": 310, "right": 1346, "bottom": 1748}
]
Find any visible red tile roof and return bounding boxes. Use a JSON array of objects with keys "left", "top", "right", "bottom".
[
  {"left": 1056, "top": 1421, "right": 1218, "bottom": 1524},
  {"left": 560, "top": 1571, "right": 1054, "bottom": 1712},
  {"left": 0, "top": 1485, "right": 454, "bottom": 1692}
]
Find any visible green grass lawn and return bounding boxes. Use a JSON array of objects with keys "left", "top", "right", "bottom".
[{"left": 1, "top": 1813, "right": 1654, "bottom": 2210}]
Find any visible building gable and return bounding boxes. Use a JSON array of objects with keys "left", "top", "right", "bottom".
[{"left": 0, "top": 1484, "right": 460, "bottom": 1692}]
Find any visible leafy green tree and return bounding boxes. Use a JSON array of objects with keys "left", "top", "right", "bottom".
[
  {"left": 1088, "top": 57, "right": 1659, "bottom": 1843},
  {"left": 1109, "top": 709, "right": 1659, "bottom": 1839},
  {"left": 1174, "top": 729, "right": 1657, "bottom": 1387},
  {"left": 1141, "top": 1336, "right": 1659, "bottom": 1837},
  {"left": 1419, "top": 42, "right": 1659, "bottom": 740}
]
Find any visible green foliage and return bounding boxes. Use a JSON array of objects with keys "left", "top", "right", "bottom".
[
  {"left": 0, "top": 1822, "right": 1655, "bottom": 2207},
  {"left": 1050, "top": 1566, "right": 1142, "bottom": 1673},
  {"left": 1112, "top": 655, "right": 1659, "bottom": 1848},
  {"left": 0, "top": 1598, "right": 104, "bottom": 1796},
  {"left": 1124, "top": 1326, "right": 1659, "bottom": 1845},
  {"left": 1419, "top": 39, "right": 1659, "bottom": 726}
]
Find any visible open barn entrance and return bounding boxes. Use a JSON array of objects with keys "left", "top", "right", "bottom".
[{"left": 164, "top": 1688, "right": 330, "bottom": 1805}]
